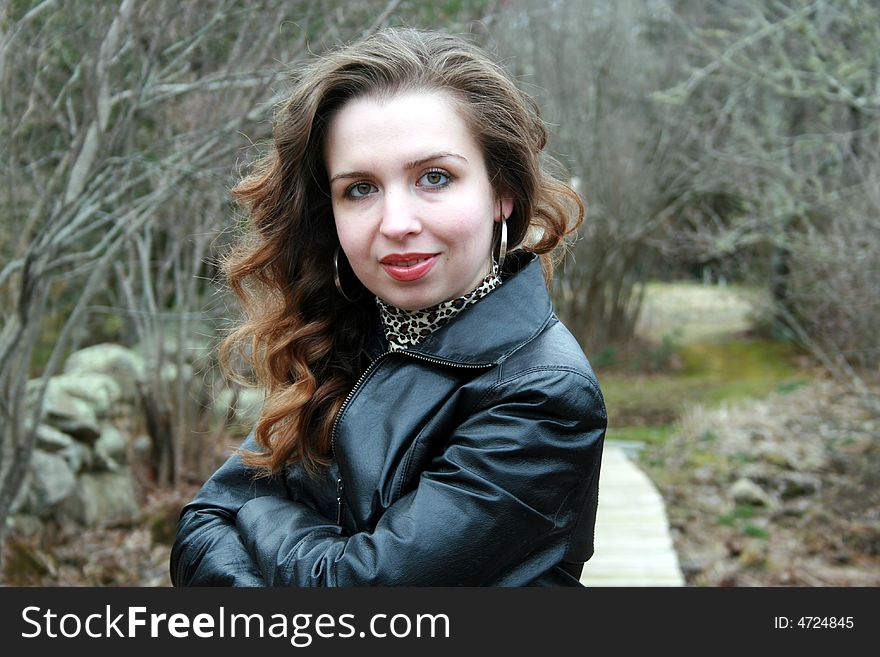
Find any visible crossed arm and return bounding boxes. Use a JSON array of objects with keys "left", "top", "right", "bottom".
[{"left": 170, "top": 369, "right": 606, "bottom": 587}]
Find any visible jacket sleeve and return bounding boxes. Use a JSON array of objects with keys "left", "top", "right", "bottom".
[
  {"left": 170, "top": 432, "right": 288, "bottom": 586},
  {"left": 234, "top": 368, "right": 606, "bottom": 586}
]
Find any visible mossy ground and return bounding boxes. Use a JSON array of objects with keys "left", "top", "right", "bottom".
[
  {"left": 592, "top": 281, "right": 880, "bottom": 586},
  {"left": 593, "top": 281, "right": 815, "bottom": 444}
]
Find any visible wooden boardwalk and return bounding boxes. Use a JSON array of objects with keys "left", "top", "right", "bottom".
[{"left": 579, "top": 441, "right": 686, "bottom": 586}]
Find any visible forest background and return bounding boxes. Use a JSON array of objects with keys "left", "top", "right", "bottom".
[{"left": 1, "top": 0, "right": 877, "bottom": 586}]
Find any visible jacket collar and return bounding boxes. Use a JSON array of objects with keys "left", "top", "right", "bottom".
[{"left": 402, "top": 251, "right": 553, "bottom": 365}]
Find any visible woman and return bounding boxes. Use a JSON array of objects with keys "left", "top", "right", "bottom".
[{"left": 170, "top": 27, "right": 606, "bottom": 587}]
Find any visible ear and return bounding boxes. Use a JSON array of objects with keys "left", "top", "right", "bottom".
[{"left": 497, "top": 197, "right": 514, "bottom": 222}]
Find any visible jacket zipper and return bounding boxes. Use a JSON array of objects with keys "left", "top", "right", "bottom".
[
  {"left": 330, "top": 350, "right": 492, "bottom": 526},
  {"left": 335, "top": 477, "right": 344, "bottom": 524}
]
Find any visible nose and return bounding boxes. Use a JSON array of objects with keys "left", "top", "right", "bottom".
[{"left": 378, "top": 189, "right": 421, "bottom": 240}]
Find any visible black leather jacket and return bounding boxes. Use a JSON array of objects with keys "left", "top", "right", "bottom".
[{"left": 170, "top": 252, "right": 606, "bottom": 586}]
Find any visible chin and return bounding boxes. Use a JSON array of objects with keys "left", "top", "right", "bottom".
[
  {"left": 387, "top": 297, "right": 435, "bottom": 311},
  {"left": 379, "top": 288, "right": 443, "bottom": 311}
]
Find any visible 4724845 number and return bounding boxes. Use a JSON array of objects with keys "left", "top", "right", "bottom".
[{"left": 774, "top": 616, "right": 854, "bottom": 629}]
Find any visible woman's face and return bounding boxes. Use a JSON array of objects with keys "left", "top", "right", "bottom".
[{"left": 325, "top": 90, "right": 512, "bottom": 310}]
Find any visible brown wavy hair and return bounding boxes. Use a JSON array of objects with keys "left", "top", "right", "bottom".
[{"left": 221, "top": 28, "right": 584, "bottom": 476}]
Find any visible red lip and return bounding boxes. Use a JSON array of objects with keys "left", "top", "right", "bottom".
[{"left": 379, "top": 253, "right": 439, "bottom": 282}]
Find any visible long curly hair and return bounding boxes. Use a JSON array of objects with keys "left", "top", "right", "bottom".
[{"left": 221, "top": 28, "right": 584, "bottom": 476}]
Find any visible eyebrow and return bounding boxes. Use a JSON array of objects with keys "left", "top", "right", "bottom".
[{"left": 329, "top": 151, "right": 469, "bottom": 184}]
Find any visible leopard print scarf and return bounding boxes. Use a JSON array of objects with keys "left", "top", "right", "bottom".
[{"left": 376, "top": 268, "right": 502, "bottom": 352}]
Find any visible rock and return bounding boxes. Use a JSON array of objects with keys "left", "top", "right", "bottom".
[
  {"left": 779, "top": 498, "right": 812, "bottom": 517},
  {"left": 23, "top": 451, "right": 77, "bottom": 516},
  {"left": 27, "top": 379, "right": 101, "bottom": 443},
  {"left": 50, "top": 373, "right": 123, "bottom": 418},
  {"left": 36, "top": 427, "right": 93, "bottom": 473},
  {"left": 755, "top": 439, "right": 827, "bottom": 472},
  {"left": 63, "top": 343, "right": 145, "bottom": 401},
  {"left": 778, "top": 472, "right": 820, "bottom": 499},
  {"left": 57, "top": 469, "right": 141, "bottom": 527},
  {"left": 93, "top": 425, "right": 128, "bottom": 470},
  {"left": 678, "top": 553, "right": 711, "bottom": 577},
  {"left": 730, "top": 477, "right": 775, "bottom": 507},
  {"left": 7, "top": 514, "right": 44, "bottom": 538},
  {"left": 738, "top": 463, "right": 772, "bottom": 486},
  {"left": 737, "top": 465, "right": 820, "bottom": 499},
  {"left": 61, "top": 440, "right": 92, "bottom": 474},
  {"left": 32, "top": 425, "right": 89, "bottom": 474},
  {"left": 132, "top": 434, "right": 152, "bottom": 458},
  {"left": 34, "top": 424, "right": 75, "bottom": 453}
]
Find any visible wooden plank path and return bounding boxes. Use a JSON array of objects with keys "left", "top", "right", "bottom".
[{"left": 579, "top": 441, "right": 686, "bottom": 586}]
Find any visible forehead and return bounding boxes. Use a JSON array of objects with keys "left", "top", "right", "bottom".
[{"left": 323, "top": 90, "right": 483, "bottom": 171}]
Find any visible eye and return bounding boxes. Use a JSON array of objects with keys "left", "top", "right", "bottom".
[
  {"left": 345, "top": 182, "right": 378, "bottom": 199},
  {"left": 417, "top": 169, "right": 452, "bottom": 189}
]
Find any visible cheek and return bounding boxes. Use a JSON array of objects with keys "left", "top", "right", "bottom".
[
  {"left": 333, "top": 212, "right": 362, "bottom": 252},
  {"left": 334, "top": 218, "right": 376, "bottom": 282},
  {"left": 446, "top": 208, "right": 495, "bottom": 249},
  {"left": 440, "top": 198, "right": 494, "bottom": 238}
]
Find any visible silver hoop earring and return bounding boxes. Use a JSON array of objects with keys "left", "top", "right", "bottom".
[
  {"left": 334, "top": 247, "right": 362, "bottom": 302},
  {"left": 496, "top": 217, "right": 508, "bottom": 271}
]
